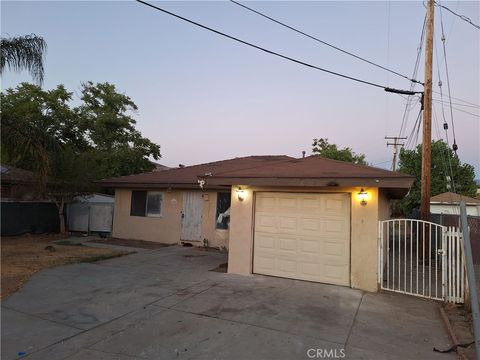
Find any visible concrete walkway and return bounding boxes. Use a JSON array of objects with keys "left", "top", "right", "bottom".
[{"left": 1, "top": 244, "right": 454, "bottom": 359}]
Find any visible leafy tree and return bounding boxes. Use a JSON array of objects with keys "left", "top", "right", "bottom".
[
  {"left": 78, "top": 81, "right": 161, "bottom": 178},
  {"left": 312, "top": 138, "right": 367, "bottom": 165},
  {"left": 397, "top": 140, "right": 477, "bottom": 216},
  {"left": 1, "top": 82, "right": 161, "bottom": 232},
  {"left": 0, "top": 35, "right": 47, "bottom": 85}
]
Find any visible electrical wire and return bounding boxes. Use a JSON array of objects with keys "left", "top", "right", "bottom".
[
  {"left": 405, "top": 109, "right": 423, "bottom": 150},
  {"left": 229, "top": 0, "right": 423, "bottom": 85},
  {"left": 435, "top": 1, "right": 480, "bottom": 30},
  {"left": 432, "top": 91, "right": 479, "bottom": 107},
  {"left": 433, "top": 103, "right": 457, "bottom": 193},
  {"left": 432, "top": 106, "right": 453, "bottom": 191},
  {"left": 432, "top": 98, "right": 480, "bottom": 109},
  {"left": 438, "top": 1, "right": 459, "bottom": 153},
  {"left": 135, "top": 0, "right": 422, "bottom": 94},
  {"left": 398, "top": 15, "right": 427, "bottom": 142}
]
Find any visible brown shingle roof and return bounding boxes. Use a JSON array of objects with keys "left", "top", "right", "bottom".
[
  {"left": 1, "top": 164, "right": 36, "bottom": 184},
  {"left": 98, "top": 155, "right": 293, "bottom": 189},
  {"left": 204, "top": 156, "right": 414, "bottom": 192},
  {"left": 430, "top": 192, "right": 480, "bottom": 205}
]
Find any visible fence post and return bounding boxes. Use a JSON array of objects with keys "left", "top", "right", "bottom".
[{"left": 460, "top": 202, "right": 480, "bottom": 359}]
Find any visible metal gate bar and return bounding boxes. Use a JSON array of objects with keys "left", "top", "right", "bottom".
[{"left": 378, "top": 219, "right": 464, "bottom": 303}]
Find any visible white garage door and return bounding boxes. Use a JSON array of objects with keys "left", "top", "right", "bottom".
[{"left": 253, "top": 192, "right": 350, "bottom": 286}]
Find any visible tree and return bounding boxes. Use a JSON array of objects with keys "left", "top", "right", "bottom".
[
  {"left": 312, "top": 138, "right": 367, "bottom": 165},
  {"left": 78, "top": 82, "right": 161, "bottom": 178},
  {"left": 1, "top": 82, "right": 161, "bottom": 233},
  {"left": 397, "top": 140, "right": 477, "bottom": 216},
  {"left": 0, "top": 35, "right": 47, "bottom": 85}
]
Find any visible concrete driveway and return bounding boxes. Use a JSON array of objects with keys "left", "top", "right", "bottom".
[{"left": 2, "top": 244, "right": 454, "bottom": 360}]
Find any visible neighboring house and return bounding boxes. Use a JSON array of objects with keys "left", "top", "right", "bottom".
[
  {"left": 0, "top": 164, "right": 59, "bottom": 235},
  {"left": 99, "top": 155, "right": 414, "bottom": 292},
  {"left": 67, "top": 193, "right": 115, "bottom": 235},
  {"left": 430, "top": 192, "right": 480, "bottom": 216},
  {"left": 476, "top": 179, "right": 480, "bottom": 198},
  {"left": 1, "top": 164, "right": 39, "bottom": 200}
]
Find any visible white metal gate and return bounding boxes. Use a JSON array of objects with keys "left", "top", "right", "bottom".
[{"left": 378, "top": 219, "right": 465, "bottom": 303}]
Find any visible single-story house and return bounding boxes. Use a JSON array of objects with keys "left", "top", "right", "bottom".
[
  {"left": 99, "top": 155, "right": 414, "bottom": 292},
  {"left": 430, "top": 192, "right": 480, "bottom": 216},
  {"left": 1, "top": 164, "right": 38, "bottom": 200},
  {"left": 1, "top": 164, "right": 59, "bottom": 235}
]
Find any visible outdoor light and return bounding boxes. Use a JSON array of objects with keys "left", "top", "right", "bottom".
[
  {"left": 358, "top": 188, "right": 368, "bottom": 206},
  {"left": 236, "top": 187, "right": 246, "bottom": 201}
]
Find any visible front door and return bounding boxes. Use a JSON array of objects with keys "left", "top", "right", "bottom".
[{"left": 181, "top": 192, "right": 203, "bottom": 242}]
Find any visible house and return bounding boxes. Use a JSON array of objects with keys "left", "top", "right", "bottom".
[
  {"left": 430, "top": 192, "right": 480, "bottom": 216},
  {"left": 1, "top": 164, "right": 59, "bottom": 235},
  {"left": 99, "top": 155, "right": 414, "bottom": 292},
  {"left": 1, "top": 164, "right": 38, "bottom": 200}
]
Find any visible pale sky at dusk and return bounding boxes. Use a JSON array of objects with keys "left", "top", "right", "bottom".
[{"left": 2, "top": 1, "right": 479, "bottom": 176}]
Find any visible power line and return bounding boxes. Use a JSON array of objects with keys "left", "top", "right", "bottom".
[
  {"left": 229, "top": 0, "right": 423, "bottom": 85},
  {"left": 438, "top": 1, "right": 459, "bottom": 153},
  {"left": 432, "top": 91, "right": 479, "bottom": 107},
  {"left": 435, "top": 1, "right": 480, "bottom": 30},
  {"left": 433, "top": 98, "right": 480, "bottom": 109},
  {"left": 135, "top": 0, "right": 422, "bottom": 94},
  {"left": 444, "top": 104, "right": 480, "bottom": 118},
  {"left": 432, "top": 104, "right": 457, "bottom": 193},
  {"left": 398, "top": 15, "right": 427, "bottom": 140}
]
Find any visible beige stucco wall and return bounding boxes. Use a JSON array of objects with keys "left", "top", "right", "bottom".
[
  {"left": 112, "top": 189, "right": 183, "bottom": 244},
  {"left": 112, "top": 189, "right": 230, "bottom": 248},
  {"left": 227, "top": 186, "right": 384, "bottom": 292}
]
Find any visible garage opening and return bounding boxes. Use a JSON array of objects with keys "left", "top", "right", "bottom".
[{"left": 253, "top": 192, "right": 351, "bottom": 286}]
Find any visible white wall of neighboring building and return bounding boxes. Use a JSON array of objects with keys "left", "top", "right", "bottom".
[{"left": 430, "top": 203, "right": 480, "bottom": 216}]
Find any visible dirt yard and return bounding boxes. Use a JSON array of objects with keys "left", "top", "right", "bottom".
[
  {"left": 88, "top": 237, "right": 171, "bottom": 249},
  {"left": 1, "top": 234, "right": 129, "bottom": 300}
]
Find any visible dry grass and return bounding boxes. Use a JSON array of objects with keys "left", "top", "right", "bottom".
[{"left": 1, "top": 234, "right": 129, "bottom": 300}]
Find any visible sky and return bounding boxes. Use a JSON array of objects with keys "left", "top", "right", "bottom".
[{"left": 2, "top": 1, "right": 479, "bottom": 177}]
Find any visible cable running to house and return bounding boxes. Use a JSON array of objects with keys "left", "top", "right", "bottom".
[
  {"left": 229, "top": 0, "right": 423, "bottom": 85},
  {"left": 435, "top": 1, "right": 480, "bottom": 30},
  {"left": 135, "top": 0, "right": 421, "bottom": 94}
]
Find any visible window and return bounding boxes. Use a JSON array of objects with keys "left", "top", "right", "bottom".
[
  {"left": 130, "top": 191, "right": 163, "bottom": 217},
  {"left": 216, "top": 192, "right": 231, "bottom": 229}
]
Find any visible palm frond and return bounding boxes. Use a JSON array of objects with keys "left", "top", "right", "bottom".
[{"left": 0, "top": 34, "right": 47, "bottom": 85}]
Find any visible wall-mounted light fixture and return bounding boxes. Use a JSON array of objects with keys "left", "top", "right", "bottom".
[
  {"left": 236, "top": 187, "right": 246, "bottom": 201},
  {"left": 358, "top": 188, "right": 368, "bottom": 206}
]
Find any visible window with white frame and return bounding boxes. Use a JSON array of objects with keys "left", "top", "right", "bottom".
[{"left": 130, "top": 190, "right": 163, "bottom": 217}]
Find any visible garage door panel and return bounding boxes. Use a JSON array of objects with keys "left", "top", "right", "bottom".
[
  {"left": 323, "top": 241, "right": 345, "bottom": 257},
  {"left": 255, "top": 214, "right": 277, "bottom": 233},
  {"left": 299, "top": 239, "right": 320, "bottom": 254},
  {"left": 254, "top": 192, "right": 350, "bottom": 286},
  {"left": 300, "top": 218, "right": 321, "bottom": 232},
  {"left": 278, "top": 216, "right": 297, "bottom": 233}
]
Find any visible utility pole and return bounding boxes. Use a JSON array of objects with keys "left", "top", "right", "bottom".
[
  {"left": 385, "top": 136, "right": 406, "bottom": 171},
  {"left": 420, "top": 0, "right": 434, "bottom": 222}
]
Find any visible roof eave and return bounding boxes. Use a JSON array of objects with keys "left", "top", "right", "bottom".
[{"left": 203, "top": 176, "right": 415, "bottom": 189}]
